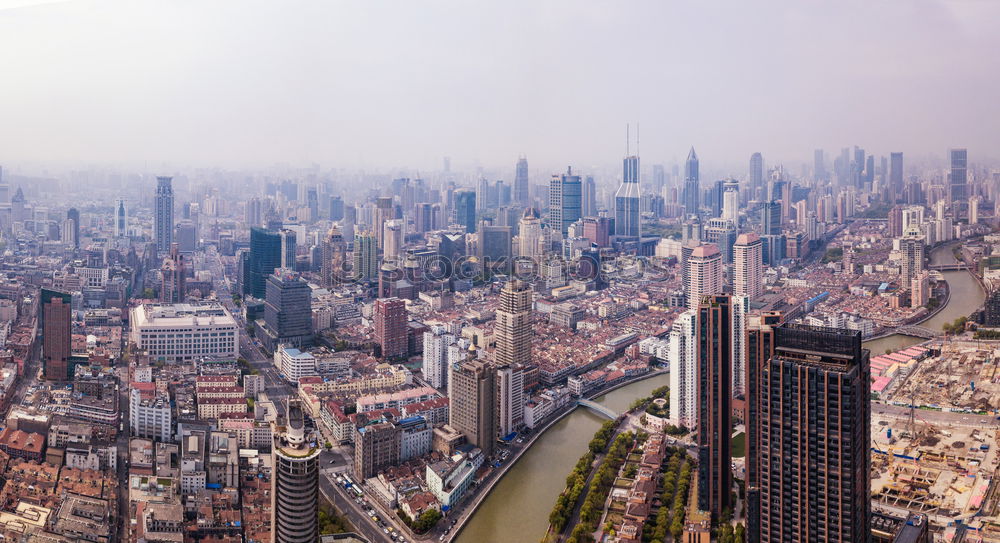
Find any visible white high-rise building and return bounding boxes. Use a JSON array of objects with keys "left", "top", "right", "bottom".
[
  {"left": 901, "top": 205, "right": 924, "bottom": 232},
  {"left": 668, "top": 310, "right": 697, "bottom": 429},
  {"left": 383, "top": 219, "right": 404, "bottom": 260},
  {"left": 517, "top": 208, "right": 545, "bottom": 261},
  {"left": 733, "top": 232, "right": 763, "bottom": 299},
  {"left": 685, "top": 243, "right": 723, "bottom": 310},
  {"left": 423, "top": 325, "right": 455, "bottom": 390},
  {"left": 721, "top": 180, "right": 740, "bottom": 223},
  {"left": 495, "top": 364, "right": 524, "bottom": 437}
]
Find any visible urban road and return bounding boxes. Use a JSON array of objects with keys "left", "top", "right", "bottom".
[{"left": 211, "top": 249, "right": 406, "bottom": 541}]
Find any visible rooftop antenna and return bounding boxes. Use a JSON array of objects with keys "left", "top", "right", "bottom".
[
  {"left": 636, "top": 122, "right": 639, "bottom": 156},
  {"left": 626, "top": 123, "right": 630, "bottom": 156}
]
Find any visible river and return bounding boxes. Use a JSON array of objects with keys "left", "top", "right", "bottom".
[
  {"left": 864, "top": 241, "right": 983, "bottom": 354},
  {"left": 456, "top": 371, "right": 672, "bottom": 543},
  {"left": 459, "top": 244, "right": 981, "bottom": 542}
]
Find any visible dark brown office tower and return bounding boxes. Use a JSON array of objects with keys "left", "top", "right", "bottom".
[
  {"left": 449, "top": 354, "right": 496, "bottom": 458},
  {"left": 374, "top": 297, "right": 407, "bottom": 359},
  {"left": 745, "top": 311, "right": 782, "bottom": 543},
  {"left": 41, "top": 288, "right": 72, "bottom": 381},
  {"left": 756, "top": 324, "right": 871, "bottom": 543},
  {"left": 696, "top": 294, "right": 732, "bottom": 520}
]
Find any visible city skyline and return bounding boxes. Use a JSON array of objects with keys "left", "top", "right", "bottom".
[{"left": 0, "top": 3, "right": 997, "bottom": 543}]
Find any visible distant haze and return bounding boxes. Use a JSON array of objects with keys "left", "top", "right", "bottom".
[{"left": 1, "top": 0, "right": 998, "bottom": 171}]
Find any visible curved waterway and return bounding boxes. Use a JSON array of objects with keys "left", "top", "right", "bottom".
[
  {"left": 456, "top": 371, "right": 672, "bottom": 543},
  {"left": 864, "top": 241, "right": 985, "bottom": 354}
]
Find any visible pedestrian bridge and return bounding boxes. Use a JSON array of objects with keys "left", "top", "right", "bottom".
[
  {"left": 577, "top": 399, "right": 618, "bottom": 419},
  {"left": 894, "top": 325, "right": 938, "bottom": 339}
]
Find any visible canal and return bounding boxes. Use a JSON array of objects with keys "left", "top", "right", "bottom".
[
  {"left": 456, "top": 371, "right": 672, "bottom": 543},
  {"left": 460, "top": 244, "right": 981, "bottom": 542},
  {"left": 864, "top": 241, "right": 984, "bottom": 354}
]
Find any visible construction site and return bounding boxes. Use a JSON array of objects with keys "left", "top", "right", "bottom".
[
  {"left": 884, "top": 340, "right": 1000, "bottom": 415},
  {"left": 870, "top": 340, "right": 1000, "bottom": 541}
]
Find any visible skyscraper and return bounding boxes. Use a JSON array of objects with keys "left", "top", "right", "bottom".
[
  {"left": 160, "top": 245, "right": 186, "bottom": 303},
  {"left": 449, "top": 354, "right": 496, "bottom": 457},
  {"left": 549, "top": 167, "right": 582, "bottom": 236},
  {"left": 245, "top": 197, "right": 263, "bottom": 229},
  {"left": 422, "top": 325, "right": 455, "bottom": 389},
  {"left": 514, "top": 157, "right": 530, "bottom": 207},
  {"left": 246, "top": 227, "right": 283, "bottom": 299},
  {"left": 353, "top": 231, "right": 379, "bottom": 282},
  {"left": 749, "top": 152, "right": 764, "bottom": 199},
  {"left": 476, "top": 178, "right": 490, "bottom": 212},
  {"left": 949, "top": 148, "right": 967, "bottom": 206},
  {"left": 813, "top": 149, "right": 826, "bottom": 182},
  {"left": 329, "top": 195, "right": 344, "bottom": 221},
  {"left": 899, "top": 226, "right": 926, "bottom": 286},
  {"left": 115, "top": 198, "right": 127, "bottom": 238},
  {"left": 320, "top": 226, "right": 347, "bottom": 287},
  {"left": 733, "top": 232, "right": 763, "bottom": 299},
  {"left": 455, "top": 189, "right": 476, "bottom": 234},
  {"left": 517, "top": 208, "right": 545, "bottom": 261},
  {"left": 754, "top": 324, "right": 870, "bottom": 543},
  {"left": 652, "top": 164, "right": 666, "bottom": 196},
  {"left": 582, "top": 175, "right": 597, "bottom": 217},
  {"left": 10, "top": 187, "right": 25, "bottom": 224},
  {"left": 685, "top": 244, "right": 722, "bottom": 311},
  {"left": 744, "top": 311, "right": 782, "bottom": 542},
  {"left": 614, "top": 155, "right": 641, "bottom": 238},
  {"left": 155, "top": 176, "right": 174, "bottom": 254},
  {"left": 261, "top": 269, "right": 313, "bottom": 352},
  {"left": 66, "top": 207, "right": 80, "bottom": 248},
  {"left": 890, "top": 152, "right": 904, "bottom": 196},
  {"left": 383, "top": 219, "right": 404, "bottom": 260},
  {"left": 704, "top": 218, "right": 737, "bottom": 264},
  {"left": 41, "top": 288, "right": 72, "bottom": 381},
  {"left": 374, "top": 297, "right": 408, "bottom": 359},
  {"left": 582, "top": 216, "right": 611, "bottom": 248},
  {"left": 279, "top": 229, "right": 296, "bottom": 269},
  {"left": 668, "top": 309, "right": 697, "bottom": 429},
  {"left": 374, "top": 196, "right": 394, "bottom": 249},
  {"left": 354, "top": 418, "right": 401, "bottom": 480},
  {"left": 695, "top": 294, "right": 733, "bottom": 521},
  {"left": 721, "top": 180, "right": 739, "bottom": 224},
  {"left": 272, "top": 398, "right": 319, "bottom": 543},
  {"left": 494, "top": 279, "right": 532, "bottom": 367},
  {"left": 762, "top": 201, "right": 781, "bottom": 236},
  {"left": 495, "top": 364, "right": 524, "bottom": 437},
  {"left": 682, "top": 147, "right": 700, "bottom": 214},
  {"left": 478, "top": 223, "right": 513, "bottom": 274}
]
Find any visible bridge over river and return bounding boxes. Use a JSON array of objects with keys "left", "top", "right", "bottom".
[{"left": 576, "top": 399, "right": 618, "bottom": 419}]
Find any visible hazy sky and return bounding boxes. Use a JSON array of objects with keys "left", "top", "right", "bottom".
[{"left": 2, "top": 0, "right": 998, "bottom": 172}]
